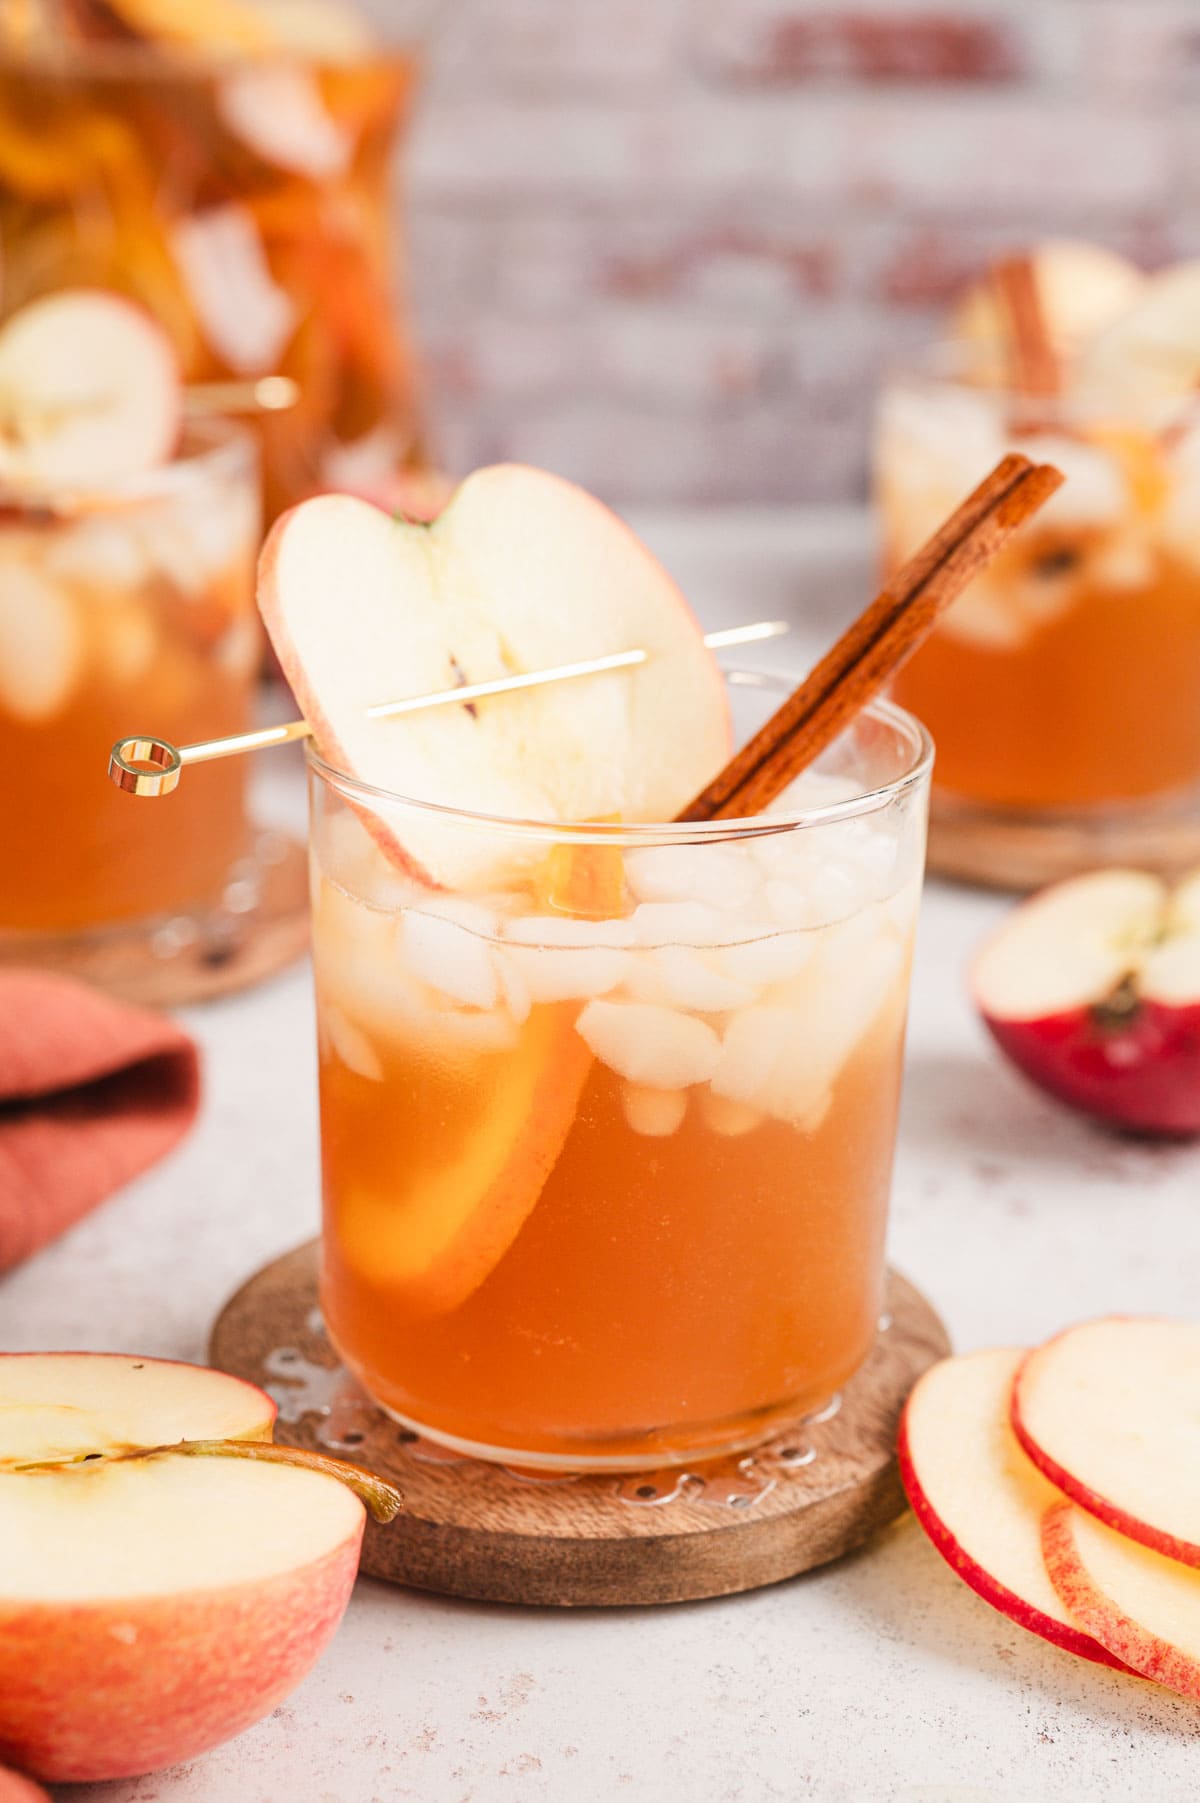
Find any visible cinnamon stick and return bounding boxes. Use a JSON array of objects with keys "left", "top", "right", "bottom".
[
  {"left": 677, "top": 453, "right": 1062, "bottom": 824},
  {"left": 993, "top": 255, "right": 1061, "bottom": 403}
]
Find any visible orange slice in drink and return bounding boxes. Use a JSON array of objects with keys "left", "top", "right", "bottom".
[
  {"left": 538, "top": 835, "right": 627, "bottom": 920},
  {"left": 328, "top": 999, "right": 592, "bottom": 1317}
]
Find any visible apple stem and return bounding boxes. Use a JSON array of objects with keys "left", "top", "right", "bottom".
[
  {"left": 12, "top": 1439, "right": 403, "bottom": 1523},
  {"left": 164, "top": 1440, "right": 404, "bottom": 1521}
]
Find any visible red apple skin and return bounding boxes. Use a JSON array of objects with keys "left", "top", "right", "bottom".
[
  {"left": 0, "top": 1767, "right": 51, "bottom": 1803},
  {"left": 1041, "top": 1502, "right": 1200, "bottom": 1699},
  {"left": 0, "top": 1532, "right": 362, "bottom": 1784},
  {"left": 896, "top": 1408, "right": 1129, "bottom": 1671},
  {"left": 1011, "top": 1344, "right": 1200, "bottom": 1569},
  {"left": 981, "top": 997, "right": 1200, "bottom": 1138}
]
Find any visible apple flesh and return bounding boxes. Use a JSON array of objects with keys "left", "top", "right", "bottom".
[
  {"left": 0, "top": 291, "right": 181, "bottom": 493},
  {"left": 1042, "top": 1502, "right": 1200, "bottom": 1700},
  {"left": 257, "top": 465, "right": 731, "bottom": 890},
  {"left": 0, "top": 1353, "right": 388, "bottom": 1784},
  {"left": 898, "top": 1347, "right": 1125, "bottom": 1669},
  {"left": 0, "top": 1351, "right": 276, "bottom": 1461},
  {"left": 1012, "top": 1317, "right": 1200, "bottom": 1568},
  {"left": 1078, "top": 258, "right": 1200, "bottom": 425},
  {"left": 973, "top": 867, "right": 1200, "bottom": 1136}
]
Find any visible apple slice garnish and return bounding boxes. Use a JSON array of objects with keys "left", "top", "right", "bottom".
[
  {"left": 1012, "top": 1317, "right": 1200, "bottom": 1568},
  {"left": 257, "top": 466, "right": 732, "bottom": 891},
  {"left": 1078, "top": 259, "right": 1200, "bottom": 424},
  {"left": 973, "top": 867, "right": 1200, "bottom": 1136},
  {"left": 0, "top": 291, "right": 181, "bottom": 494},
  {"left": 898, "top": 1347, "right": 1127, "bottom": 1670},
  {"left": 0, "top": 1353, "right": 399, "bottom": 1785},
  {"left": 1042, "top": 1502, "right": 1200, "bottom": 1700}
]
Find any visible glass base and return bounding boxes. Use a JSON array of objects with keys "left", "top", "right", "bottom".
[
  {"left": 0, "top": 826, "right": 309, "bottom": 1007},
  {"left": 373, "top": 1390, "right": 846, "bottom": 1475},
  {"left": 926, "top": 782, "right": 1200, "bottom": 892}
]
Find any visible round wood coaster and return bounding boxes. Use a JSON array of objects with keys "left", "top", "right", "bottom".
[
  {"left": 210, "top": 1242, "right": 949, "bottom": 1607},
  {"left": 0, "top": 828, "right": 309, "bottom": 1008}
]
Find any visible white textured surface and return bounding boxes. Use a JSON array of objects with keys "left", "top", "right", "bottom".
[{"left": 5, "top": 509, "right": 1200, "bottom": 1801}]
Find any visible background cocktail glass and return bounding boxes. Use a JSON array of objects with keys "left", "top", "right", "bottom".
[
  {"left": 875, "top": 355, "right": 1200, "bottom": 886},
  {"left": 308, "top": 675, "right": 931, "bottom": 1470},
  {"left": 0, "top": 418, "right": 300, "bottom": 1000},
  {"left": 0, "top": 10, "right": 428, "bottom": 525}
]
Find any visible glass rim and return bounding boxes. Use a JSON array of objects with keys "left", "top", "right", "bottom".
[
  {"left": 306, "top": 676, "right": 935, "bottom": 847},
  {"left": 0, "top": 415, "right": 257, "bottom": 518}
]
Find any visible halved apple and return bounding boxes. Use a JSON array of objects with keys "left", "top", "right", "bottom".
[
  {"left": 0, "top": 1353, "right": 394, "bottom": 1784},
  {"left": 1012, "top": 1317, "right": 1200, "bottom": 1567},
  {"left": 1042, "top": 1502, "right": 1200, "bottom": 1700},
  {"left": 0, "top": 291, "right": 181, "bottom": 492},
  {"left": 898, "top": 1347, "right": 1126, "bottom": 1669},
  {"left": 952, "top": 241, "right": 1144, "bottom": 369},
  {"left": 257, "top": 466, "right": 731, "bottom": 890},
  {"left": 973, "top": 867, "right": 1200, "bottom": 1136}
]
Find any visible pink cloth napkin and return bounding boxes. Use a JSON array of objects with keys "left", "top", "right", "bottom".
[{"left": 0, "top": 970, "right": 200, "bottom": 1273}]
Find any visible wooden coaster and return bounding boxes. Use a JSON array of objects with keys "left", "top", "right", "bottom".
[
  {"left": 210, "top": 1241, "right": 949, "bottom": 1607},
  {"left": 0, "top": 828, "right": 309, "bottom": 1008},
  {"left": 927, "top": 785, "right": 1200, "bottom": 891}
]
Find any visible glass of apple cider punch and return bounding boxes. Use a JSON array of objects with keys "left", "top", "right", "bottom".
[
  {"left": 874, "top": 243, "right": 1200, "bottom": 888},
  {"left": 239, "top": 458, "right": 1055, "bottom": 1470},
  {"left": 308, "top": 684, "right": 932, "bottom": 1469},
  {"left": 0, "top": 289, "right": 307, "bottom": 1002},
  {"left": 0, "top": 0, "right": 432, "bottom": 528}
]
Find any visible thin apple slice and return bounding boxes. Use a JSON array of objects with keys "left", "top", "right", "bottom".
[
  {"left": 898, "top": 1348, "right": 1127, "bottom": 1669},
  {"left": 1013, "top": 1317, "right": 1200, "bottom": 1566},
  {"left": 257, "top": 467, "right": 731, "bottom": 890},
  {"left": 0, "top": 1352, "right": 274, "bottom": 1465},
  {"left": 0, "top": 291, "right": 181, "bottom": 492},
  {"left": 1042, "top": 1502, "right": 1200, "bottom": 1700}
]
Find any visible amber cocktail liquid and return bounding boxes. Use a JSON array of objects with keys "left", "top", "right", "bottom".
[
  {"left": 0, "top": 24, "right": 424, "bottom": 523},
  {"left": 311, "top": 687, "right": 931, "bottom": 1469},
  {"left": 0, "top": 424, "right": 263, "bottom": 971},
  {"left": 876, "top": 366, "right": 1200, "bottom": 885}
]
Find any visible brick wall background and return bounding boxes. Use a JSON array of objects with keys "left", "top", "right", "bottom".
[{"left": 387, "top": 0, "right": 1200, "bottom": 505}]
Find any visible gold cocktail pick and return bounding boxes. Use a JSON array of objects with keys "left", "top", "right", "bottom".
[{"left": 108, "top": 621, "right": 790, "bottom": 798}]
